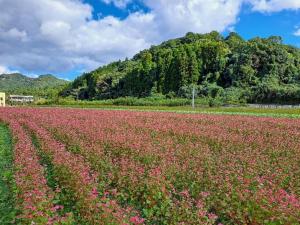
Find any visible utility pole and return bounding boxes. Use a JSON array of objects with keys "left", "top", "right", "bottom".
[{"left": 192, "top": 86, "right": 195, "bottom": 109}]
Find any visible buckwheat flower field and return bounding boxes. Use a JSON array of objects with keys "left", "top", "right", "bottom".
[{"left": 0, "top": 107, "right": 300, "bottom": 224}]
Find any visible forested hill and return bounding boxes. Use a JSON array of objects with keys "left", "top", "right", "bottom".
[
  {"left": 0, "top": 73, "right": 69, "bottom": 97},
  {"left": 62, "top": 32, "right": 300, "bottom": 104}
]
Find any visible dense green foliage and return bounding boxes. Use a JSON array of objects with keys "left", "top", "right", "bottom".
[
  {"left": 36, "top": 98, "right": 300, "bottom": 119},
  {"left": 0, "top": 124, "right": 17, "bottom": 224},
  {"left": 39, "top": 96, "right": 212, "bottom": 107},
  {"left": 0, "top": 73, "right": 69, "bottom": 98},
  {"left": 62, "top": 32, "right": 300, "bottom": 104}
]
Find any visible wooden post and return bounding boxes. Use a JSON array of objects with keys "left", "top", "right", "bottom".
[{"left": 192, "top": 86, "right": 195, "bottom": 109}]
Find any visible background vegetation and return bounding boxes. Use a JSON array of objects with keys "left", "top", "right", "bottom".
[
  {"left": 62, "top": 32, "right": 300, "bottom": 104},
  {"left": 0, "top": 73, "right": 69, "bottom": 99}
]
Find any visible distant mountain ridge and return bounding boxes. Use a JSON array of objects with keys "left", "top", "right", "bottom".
[{"left": 0, "top": 73, "right": 69, "bottom": 96}]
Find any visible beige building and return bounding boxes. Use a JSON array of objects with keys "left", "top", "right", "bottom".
[
  {"left": 9, "top": 95, "right": 34, "bottom": 104},
  {"left": 0, "top": 92, "right": 5, "bottom": 107}
]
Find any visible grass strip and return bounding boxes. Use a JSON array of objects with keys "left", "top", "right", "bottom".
[
  {"left": 0, "top": 124, "right": 17, "bottom": 224},
  {"left": 36, "top": 105, "right": 300, "bottom": 118}
]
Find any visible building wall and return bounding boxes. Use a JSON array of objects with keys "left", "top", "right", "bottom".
[
  {"left": 0, "top": 92, "right": 5, "bottom": 107},
  {"left": 9, "top": 95, "right": 34, "bottom": 104}
]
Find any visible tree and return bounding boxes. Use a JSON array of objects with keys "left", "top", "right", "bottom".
[{"left": 62, "top": 31, "right": 300, "bottom": 104}]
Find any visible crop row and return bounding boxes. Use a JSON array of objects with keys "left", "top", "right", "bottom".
[
  {"left": 0, "top": 107, "right": 300, "bottom": 224},
  {"left": 0, "top": 109, "right": 144, "bottom": 225},
  {"left": 0, "top": 112, "right": 73, "bottom": 224}
]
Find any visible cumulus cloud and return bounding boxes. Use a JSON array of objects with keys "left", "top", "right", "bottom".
[
  {"left": 0, "top": 65, "right": 19, "bottom": 74},
  {"left": 247, "top": 0, "right": 300, "bottom": 12},
  {"left": 0, "top": 0, "right": 298, "bottom": 76},
  {"left": 143, "top": 0, "right": 242, "bottom": 40},
  {"left": 0, "top": 0, "right": 151, "bottom": 74},
  {"left": 0, "top": 0, "right": 245, "bottom": 75},
  {"left": 294, "top": 29, "right": 300, "bottom": 36},
  {"left": 102, "top": 0, "right": 133, "bottom": 9},
  {"left": 0, "top": 65, "right": 10, "bottom": 74}
]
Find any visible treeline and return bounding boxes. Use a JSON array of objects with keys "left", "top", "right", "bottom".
[
  {"left": 5, "top": 86, "right": 66, "bottom": 99},
  {"left": 62, "top": 32, "right": 300, "bottom": 104}
]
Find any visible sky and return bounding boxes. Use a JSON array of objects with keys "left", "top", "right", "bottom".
[{"left": 0, "top": 0, "right": 300, "bottom": 80}]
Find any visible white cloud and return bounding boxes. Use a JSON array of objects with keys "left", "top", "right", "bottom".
[
  {"left": 143, "top": 0, "right": 243, "bottom": 40},
  {"left": 0, "top": 66, "right": 10, "bottom": 74},
  {"left": 0, "top": 0, "right": 299, "bottom": 76},
  {"left": 4, "top": 28, "right": 27, "bottom": 41},
  {"left": 247, "top": 0, "right": 300, "bottom": 12},
  {"left": 0, "top": 65, "right": 19, "bottom": 74},
  {"left": 0, "top": 0, "right": 245, "bottom": 75},
  {"left": 0, "top": 0, "right": 151, "bottom": 74},
  {"left": 102, "top": 0, "right": 133, "bottom": 9},
  {"left": 59, "top": 77, "right": 71, "bottom": 81},
  {"left": 294, "top": 29, "right": 300, "bottom": 36}
]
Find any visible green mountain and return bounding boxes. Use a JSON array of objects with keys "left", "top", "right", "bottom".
[
  {"left": 0, "top": 73, "right": 69, "bottom": 97},
  {"left": 62, "top": 31, "right": 300, "bottom": 104}
]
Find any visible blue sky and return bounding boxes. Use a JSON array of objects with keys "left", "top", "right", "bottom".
[
  {"left": 85, "top": 0, "right": 300, "bottom": 47},
  {"left": 0, "top": 0, "right": 300, "bottom": 80},
  {"left": 235, "top": 4, "right": 300, "bottom": 46}
]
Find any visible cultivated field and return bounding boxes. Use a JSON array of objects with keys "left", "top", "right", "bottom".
[{"left": 0, "top": 107, "right": 300, "bottom": 224}]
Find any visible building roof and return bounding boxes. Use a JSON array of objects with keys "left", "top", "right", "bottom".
[{"left": 9, "top": 95, "right": 34, "bottom": 98}]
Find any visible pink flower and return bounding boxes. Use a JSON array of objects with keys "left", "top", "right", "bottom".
[
  {"left": 208, "top": 213, "right": 218, "bottom": 221},
  {"left": 179, "top": 189, "right": 190, "bottom": 198},
  {"left": 91, "top": 187, "right": 99, "bottom": 198},
  {"left": 51, "top": 205, "right": 64, "bottom": 212},
  {"left": 130, "top": 216, "right": 145, "bottom": 224},
  {"left": 201, "top": 191, "right": 210, "bottom": 198}
]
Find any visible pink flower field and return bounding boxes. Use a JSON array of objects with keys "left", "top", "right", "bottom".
[{"left": 0, "top": 107, "right": 300, "bottom": 224}]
